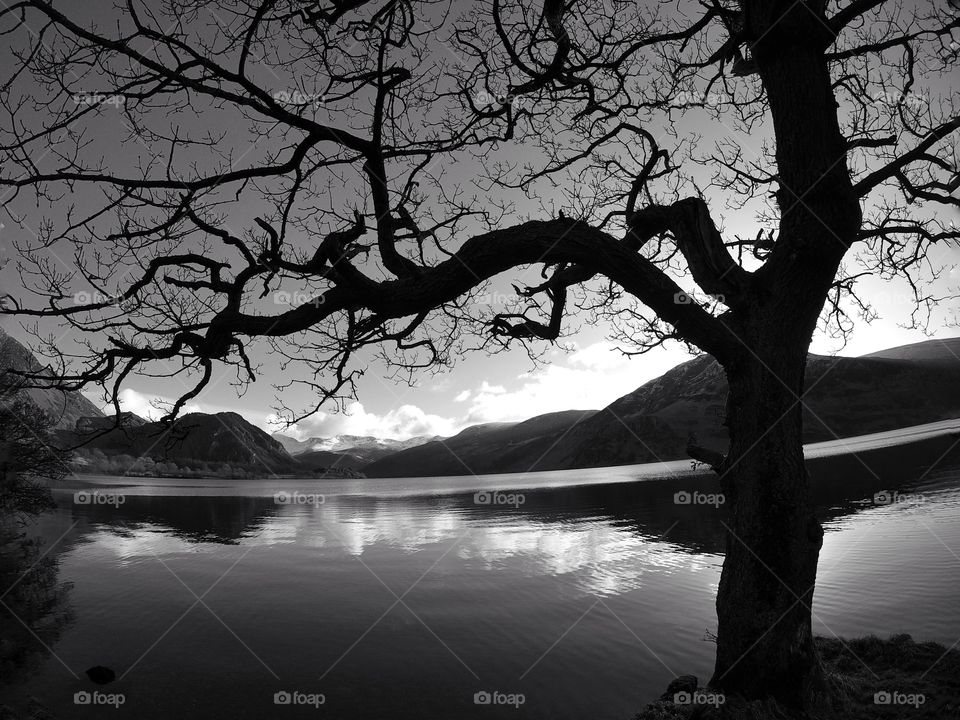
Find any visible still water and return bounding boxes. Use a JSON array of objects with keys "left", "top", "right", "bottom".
[{"left": 2, "top": 437, "right": 959, "bottom": 719}]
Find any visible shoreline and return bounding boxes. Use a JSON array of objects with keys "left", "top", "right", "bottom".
[
  {"left": 634, "top": 634, "right": 960, "bottom": 719},
  {"left": 55, "top": 418, "right": 960, "bottom": 500}
]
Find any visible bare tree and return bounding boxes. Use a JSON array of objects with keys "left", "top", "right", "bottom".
[{"left": 0, "top": 0, "right": 957, "bottom": 710}]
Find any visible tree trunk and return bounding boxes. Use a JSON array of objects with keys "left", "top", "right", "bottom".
[
  {"left": 709, "top": 336, "right": 828, "bottom": 711},
  {"left": 703, "top": 8, "right": 861, "bottom": 704}
]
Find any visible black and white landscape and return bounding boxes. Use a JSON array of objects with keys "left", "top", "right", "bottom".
[{"left": 1, "top": 1, "right": 959, "bottom": 719}]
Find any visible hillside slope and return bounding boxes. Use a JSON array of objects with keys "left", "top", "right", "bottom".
[
  {"left": 364, "top": 410, "right": 597, "bottom": 477},
  {"left": 366, "top": 339, "right": 960, "bottom": 477},
  {"left": 68, "top": 411, "right": 301, "bottom": 474},
  {"left": 0, "top": 327, "right": 104, "bottom": 430},
  {"left": 272, "top": 432, "right": 439, "bottom": 463},
  {"left": 566, "top": 339, "right": 960, "bottom": 468}
]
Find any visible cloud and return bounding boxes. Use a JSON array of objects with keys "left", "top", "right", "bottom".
[
  {"left": 271, "top": 401, "right": 458, "bottom": 441},
  {"left": 111, "top": 388, "right": 203, "bottom": 420},
  {"left": 461, "top": 340, "right": 687, "bottom": 425},
  {"left": 107, "top": 340, "right": 691, "bottom": 444},
  {"left": 105, "top": 388, "right": 259, "bottom": 425},
  {"left": 568, "top": 341, "right": 630, "bottom": 371},
  {"left": 108, "top": 388, "right": 457, "bottom": 442},
  {"left": 478, "top": 381, "right": 505, "bottom": 394}
]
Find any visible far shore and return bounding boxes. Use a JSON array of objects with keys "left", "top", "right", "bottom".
[{"left": 60, "top": 418, "right": 960, "bottom": 491}]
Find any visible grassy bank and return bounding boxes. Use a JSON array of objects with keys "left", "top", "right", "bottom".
[{"left": 635, "top": 634, "right": 960, "bottom": 719}]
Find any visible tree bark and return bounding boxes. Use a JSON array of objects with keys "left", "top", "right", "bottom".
[
  {"left": 709, "top": 333, "right": 829, "bottom": 711},
  {"left": 703, "top": 5, "right": 865, "bottom": 710}
]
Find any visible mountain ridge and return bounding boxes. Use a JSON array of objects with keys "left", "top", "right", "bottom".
[
  {"left": 364, "top": 338, "right": 960, "bottom": 477},
  {"left": 5, "top": 326, "right": 959, "bottom": 479},
  {"left": 0, "top": 327, "right": 105, "bottom": 430}
]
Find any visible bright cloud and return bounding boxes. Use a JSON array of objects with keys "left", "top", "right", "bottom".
[
  {"left": 106, "top": 341, "right": 692, "bottom": 443},
  {"left": 478, "top": 381, "right": 506, "bottom": 394},
  {"left": 111, "top": 388, "right": 203, "bottom": 420},
  {"left": 568, "top": 341, "right": 631, "bottom": 371},
  {"left": 277, "top": 341, "right": 691, "bottom": 438},
  {"left": 461, "top": 340, "right": 689, "bottom": 425},
  {"left": 271, "top": 401, "right": 458, "bottom": 441}
]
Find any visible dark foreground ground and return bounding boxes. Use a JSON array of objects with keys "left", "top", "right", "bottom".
[
  {"left": 635, "top": 634, "right": 960, "bottom": 719},
  {"left": 3, "top": 635, "right": 957, "bottom": 719}
]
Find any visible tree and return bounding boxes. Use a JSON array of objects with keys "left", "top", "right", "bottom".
[
  {"left": 0, "top": 365, "right": 65, "bottom": 520},
  {"left": 0, "top": 345, "right": 73, "bottom": 695},
  {"left": 0, "top": 0, "right": 957, "bottom": 711}
]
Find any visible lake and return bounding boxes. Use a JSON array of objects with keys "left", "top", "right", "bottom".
[{"left": 2, "top": 433, "right": 959, "bottom": 719}]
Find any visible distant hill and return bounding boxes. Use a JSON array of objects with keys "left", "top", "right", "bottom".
[
  {"left": 0, "top": 327, "right": 104, "bottom": 430},
  {"left": 69, "top": 411, "right": 301, "bottom": 475},
  {"left": 271, "top": 432, "right": 439, "bottom": 464},
  {"left": 862, "top": 337, "right": 960, "bottom": 363},
  {"left": 7, "top": 326, "right": 958, "bottom": 480},
  {"left": 564, "top": 340, "right": 960, "bottom": 468},
  {"left": 363, "top": 410, "right": 597, "bottom": 477},
  {"left": 295, "top": 449, "right": 367, "bottom": 471},
  {"left": 365, "top": 338, "right": 960, "bottom": 477},
  {"left": 74, "top": 411, "right": 148, "bottom": 432}
]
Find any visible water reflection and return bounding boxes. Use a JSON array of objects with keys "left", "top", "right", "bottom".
[
  {"left": 0, "top": 435, "right": 956, "bottom": 720},
  {"left": 0, "top": 517, "right": 74, "bottom": 690},
  {"left": 70, "top": 495, "right": 279, "bottom": 545},
  {"left": 57, "top": 433, "right": 957, "bottom": 563}
]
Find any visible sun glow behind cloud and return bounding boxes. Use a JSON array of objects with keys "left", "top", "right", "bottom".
[
  {"left": 268, "top": 401, "right": 460, "bottom": 441},
  {"left": 260, "top": 340, "right": 691, "bottom": 441},
  {"left": 104, "top": 341, "right": 692, "bottom": 441}
]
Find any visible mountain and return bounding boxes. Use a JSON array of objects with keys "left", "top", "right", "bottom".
[
  {"left": 69, "top": 411, "right": 301, "bottom": 474},
  {"left": 272, "top": 433, "right": 309, "bottom": 454},
  {"left": 75, "top": 412, "right": 147, "bottom": 432},
  {"left": 8, "top": 325, "right": 958, "bottom": 479},
  {"left": 294, "top": 449, "right": 367, "bottom": 470},
  {"left": 563, "top": 341, "right": 960, "bottom": 468},
  {"left": 271, "top": 432, "right": 439, "bottom": 463},
  {"left": 862, "top": 338, "right": 960, "bottom": 363},
  {"left": 365, "top": 338, "right": 960, "bottom": 478},
  {"left": 0, "top": 327, "right": 105, "bottom": 430},
  {"left": 363, "top": 410, "right": 597, "bottom": 477}
]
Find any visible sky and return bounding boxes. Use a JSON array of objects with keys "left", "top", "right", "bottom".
[
  {"left": 1, "top": 0, "right": 958, "bottom": 441},
  {"left": 4, "top": 278, "right": 955, "bottom": 441}
]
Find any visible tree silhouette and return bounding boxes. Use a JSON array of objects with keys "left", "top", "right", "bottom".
[
  {"left": 0, "top": 352, "right": 73, "bottom": 699},
  {"left": 0, "top": 359, "right": 65, "bottom": 520},
  {"left": 0, "top": 0, "right": 957, "bottom": 711}
]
